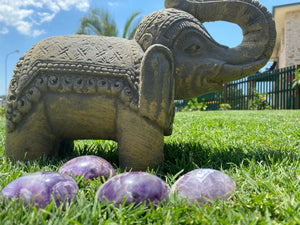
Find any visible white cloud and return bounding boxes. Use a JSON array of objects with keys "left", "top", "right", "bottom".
[
  {"left": 37, "top": 12, "right": 56, "bottom": 23},
  {"left": 0, "top": 27, "right": 8, "bottom": 34},
  {"left": 57, "top": 0, "right": 89, "bottom": 11},
  {"left": 32, "top": 29, "right": 46, "bottom": 37},
  {"left": 15, "top": 21, "right": 32, "bottom": 35},
  {"left": 108, "top": 2, "right": 119, "bottom": 7},
  {"left": 0, "top": 0, "right": 90, "bottom": 37}
]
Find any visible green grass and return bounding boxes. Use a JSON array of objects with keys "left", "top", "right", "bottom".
[{"left": 0, "top": 110, "right": 300, "bottom": 224}]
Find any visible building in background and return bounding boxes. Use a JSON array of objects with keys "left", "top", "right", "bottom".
[
  {"left": 270, "top": 2, "right": 300, "bottom": 69},
  {"left": 0, "top": 96, "right": 5, "bottom": 107}
]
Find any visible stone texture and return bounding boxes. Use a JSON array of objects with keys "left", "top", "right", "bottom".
[
  {"left": 1, "top": 172, "right": 78, "bottom": 209},
  {"left": 96, "top": 172, "right": 170, "bottom": 206},
  {"left": 171, "top": 169, "right": 236, "bottom": 205},
  {"left": 58, "top": 155, "right": 116, "bottom": 182},
  {"left": 5, "top": 0, "right": 276, "bottom": 170}
]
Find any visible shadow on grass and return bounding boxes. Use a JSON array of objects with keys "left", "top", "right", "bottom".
[
  {"left": 13, "top": 139, "right": 299, "bottom": 176},
  {"left": 8, "top": 140, "right": 120, "bottom": 170},
  {"left": 69, "top": 140, "right": 119, "bottom": 167},
  {"left": 64, "top": 139, "right": 299, "bottom": 177},
  {"left": 159, "top": 142, "right": 300, "bottom": 175}
]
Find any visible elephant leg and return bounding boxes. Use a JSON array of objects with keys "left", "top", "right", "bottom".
[
  {"left": 117, "top": 107, "right": 164, "bottom": 171},
  {"left": 5, "top": 103, "right": 59, "bottom": 161}
]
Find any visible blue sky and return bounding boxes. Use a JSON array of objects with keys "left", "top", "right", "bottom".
[{"left": 0, "top": 0, "right": 298, "bottom": 95}]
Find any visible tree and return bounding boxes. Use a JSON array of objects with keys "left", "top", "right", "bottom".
[
  {"left": 292, "top": 68, "right": 300, "bottom": 89},
  {"left": 76, "top": 8, "right": 141, "bottom": 39},
  {"left": 122, "top": 11, "right": 141, "bottom": 40}
]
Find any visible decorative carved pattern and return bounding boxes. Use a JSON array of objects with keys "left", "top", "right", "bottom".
[
  {"left": 6, "top": 35, "right": 143, "bottom": 133},
  {"left": 11, "top": 36, "right": 143, "bottom": 95},
  {"left": 135, "top": 8, "right": 209, "bottom": 51},
  {"left": 6, "top": 71, "right": 139, "bottom": 132}
]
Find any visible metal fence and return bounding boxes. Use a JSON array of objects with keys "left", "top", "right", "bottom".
[{"left": 175, "top": 65, "right": 300, "bottom": 110}]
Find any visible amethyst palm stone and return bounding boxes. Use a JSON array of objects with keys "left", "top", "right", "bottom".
[
  {"left": 1, "top": 172, "right": 78, "bottom": 209},
  {"left": 96, "top": 172, "right": 170, "bottom": 206},
  {"left": 59, "top": 155, "right": 116, "bottom": 182},
  {"left": 172, "top": 169, "right": 236, "bottom": 205}
]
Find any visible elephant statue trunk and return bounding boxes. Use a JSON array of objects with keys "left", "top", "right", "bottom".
[
  {"left": 5, "top": 0, "right": 276, "bottom": 170},
  {"left": 165, "top": 0, "right": 276, "bottom": 86}
]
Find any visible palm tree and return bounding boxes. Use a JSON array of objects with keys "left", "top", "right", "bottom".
[
  {"left": 122, "top": 11, "right": 141, "bottom": 40},
  {"left": 76, "top": 8, "right": 141, "bottom": 40}
]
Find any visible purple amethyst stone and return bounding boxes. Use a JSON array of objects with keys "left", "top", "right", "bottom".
[
  {"left": 171, "top": 169, "right": 236, "bottom": 205},
  {"left": 58, "top": 155, "right": 116, "bottom": 181},
  {"left": 96, "top": 172, "right": 170, "bottom": 206},
  {"left": 1, "top": 171, "right": 78, "bottom": 209}
]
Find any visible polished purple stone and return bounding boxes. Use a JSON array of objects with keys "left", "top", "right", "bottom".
[
  {"left": 96, "top": 172, "right": 170, "bottom": 206},
  {"left": 1, "top": 171, "right": 78, "bottom": 209},
  {"left": 58, "top": 155, "right": 116, "bottom": 181},
  {"left": 171, "top": 169, "right": 236, "bottom": 205}
]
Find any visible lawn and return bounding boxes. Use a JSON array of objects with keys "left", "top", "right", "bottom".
[{"left": 0, "top": 110, "right": 299, "bottom": 224}]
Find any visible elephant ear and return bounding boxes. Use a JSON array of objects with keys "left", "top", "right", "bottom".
[{"left": 139, "top": 44, "right": 175, "bottom": 135}]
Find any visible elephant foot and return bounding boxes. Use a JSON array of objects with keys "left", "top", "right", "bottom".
[
  {"left": 117, "top": 108, "right": 164, "bottom": 171},
  {"left": 5, "top": 103, "right": 59, "bottom": 161},
  {"left": 5, "top": 129, "right": 58, "bottom": 161}
]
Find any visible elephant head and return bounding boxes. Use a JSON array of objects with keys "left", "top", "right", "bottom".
[{"left": 135, "top": 0, "right": 276, "bottom": 99}]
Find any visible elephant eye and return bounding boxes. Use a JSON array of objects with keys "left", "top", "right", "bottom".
[{"left": 184, "top": 44, "right": 201, "bottom": 54}]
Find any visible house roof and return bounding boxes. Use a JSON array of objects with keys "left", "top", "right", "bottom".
[{"left": 270, "top": 2, "right": 300, "bottom": 61}]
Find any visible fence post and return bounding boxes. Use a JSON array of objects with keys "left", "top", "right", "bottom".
[
  {"left": 184, "top": 64, "right": 300, "bottom": 111},
  {"left": 224, "top": 83, "right": 227, "bottom": 104},
  {"left": 296, "top": 65, "right": 300, "bottom": 109},
  {"left": 296, "top": 85, "right": 299, "bottom": 109}
]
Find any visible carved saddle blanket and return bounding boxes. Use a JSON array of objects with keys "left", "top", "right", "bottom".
[{"left": 6, "top": 35, "right": 144, "bottom": 132}]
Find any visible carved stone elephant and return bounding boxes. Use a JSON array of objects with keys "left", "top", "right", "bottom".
[{"left": 5, "top": 0, "right": 276, "bottom": 170}]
